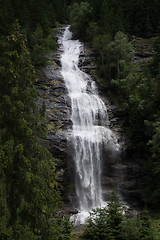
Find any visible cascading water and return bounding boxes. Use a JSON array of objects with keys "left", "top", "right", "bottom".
[{"left": 60, "top": 26, "right": 120, "bottom": 224}]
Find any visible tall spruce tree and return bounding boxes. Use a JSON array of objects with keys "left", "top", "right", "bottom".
[{"left": 0, "top": 21, "right": 71, "bottom": 240}]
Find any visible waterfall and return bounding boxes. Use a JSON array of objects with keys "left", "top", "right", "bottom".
[{"left": 60, "top": 26, "right": 120, "bottom": 224}]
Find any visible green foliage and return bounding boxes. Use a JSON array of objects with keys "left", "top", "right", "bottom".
[
  {"left": 85, "top": 191, "right": 124, "bottom": 240},
  {"left": 0, "top": 21, "right": 72, "bottom": 239},
  {"left": 109, "top": 31, "right": 135, "bottom": 94},
  {"left": 87, "top": 26, "right": 160, "bottom": 209},
  {"left": 92, "top": 34, "right": 111, "bottom": 80},
  {"left": 149, "top": 122, "right": 160, "bottom": 160},
  {"left": 28, "top": 24, "right": 57, "bottom": 66},
  {"left": 69, "top": 0, "right": 160, "bottom": 211},
  {"left": 70, "top": 2, "right": 92, "bottom": 40},
  {"left": 47, "top": 121, "right": 63, "bottom": 131},
  {"left": 86, "top": 208, "right": 114, "bottom": 240},
  {"left": 85, "top": 192, "right": 155, "bottom": 240},
  {"left": 70, "top": 0, "right": 159, "bottom": 41},
  {"left": 86, "top": 22, "right": 98, "bottom": 42},
  {"left": 138, "top": 211, "right": 155, "bottom": 240},
  {"left": 92, "top": 31, "right": 136, "bottom": 97},
  {"left": 122, "top": 0, "right": 160, "bottom": 37},
  {"left": 99, "top": 0, "right": 124, "bottom": 37},
  {"left": 107, "top": 191, "right": 124, "bottom": 232},
  {"left": 0, "top": 0, "right": 60, "bottom": 66},
  {"left": 106, "top": 0, "right": 158, "bottom": 37},
  {"left": 120, "top": 213, "right": 155, "bottom": 240},
  {"left": 119, "top": 218, "right": 140, "bottom": 240}
]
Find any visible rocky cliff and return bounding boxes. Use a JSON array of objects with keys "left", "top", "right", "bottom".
[{"left": 36, "top": 27, "right": 146, "bottom": 211}]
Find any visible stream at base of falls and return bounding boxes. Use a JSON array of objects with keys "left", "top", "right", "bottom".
[{"left": 59, "top": 26, "right": 120, "bottom": 225}]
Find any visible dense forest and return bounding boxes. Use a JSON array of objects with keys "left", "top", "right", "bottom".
[
  {"left": 70, "top": 0, "right": 160, "bottom": 208},
  {"left": 0, "top": 0, "right": 73, "bottom": 239},
  {"left": 0, "top": 0, "right": 160, "bottom": 239}
]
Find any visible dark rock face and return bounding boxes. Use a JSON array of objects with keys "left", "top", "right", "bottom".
[
  {"left": 37, "top": 61, "right": 70, "bottom": 160},
  {"left": 35, "top": 29, "right": 72, "bottom": 204},
  {"left": 78, "top": 46, "right": 97, "bottom": 73},
  {"left": 131, "top": 36, "right": 156, "bottom": 66},
  {"left": 36, "top": 30, "right": 71, "bottom": 161}
]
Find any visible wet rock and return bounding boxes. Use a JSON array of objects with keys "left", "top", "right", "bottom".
[
  {"left": 80, "top": 65, "right": 97, "bottom": 73},
  {"left": 46, "top": 52, "right": 62, "bottom": 66},
  {"left": 101, "top": 176, "right": 117, "bottom": 188},
  {"left": 35, "top": 29, "right": 72, "bottom": 167},
  {"left": 78, "top": 45, "right": 97, "bottom": 74},
  {"left": 125, "top": 208, "right": 139, "bottom": 218},
  {"left": 47, "top": 130, "right": 67, "bottom": 159},
  {"left": 56, "top": 168, "right": 68, "bottom": 182},
  {"left": 70, "top": 209, "right": 79, "bottom": 214},
  {"left": 43, "top": 67, "right": 62, "bottom": 81}
]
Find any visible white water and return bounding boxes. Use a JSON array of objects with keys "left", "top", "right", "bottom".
[{"left": 60, "top": 26, "right": 119, "bottom": 224}]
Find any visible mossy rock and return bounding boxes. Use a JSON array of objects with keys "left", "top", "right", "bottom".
[
  {"left": 47, "top": 120, "right": 63, "bottom": 131},
  {"left": 52, "top": 108, "right": 60, "bottom": 113},
  {"left": 40, "top": 84, "right": 48, "bottom": 90},
  {"left": 51, "top": 79, "right": 60, "bottom": 84},
  {"left": 90, "top": 61, "right": 96, "bottom": 66},
  {"left": 46, "top": 59, "right": 57, "bottom": 66},
  {"left": 53, "top": 97, "right": 60, "bottom": 103}
]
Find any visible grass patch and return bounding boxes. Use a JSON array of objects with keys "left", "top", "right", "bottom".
[
  {"left": 40, "top": 84, "right": 48, "bottom": 90},
  {"left": 46, "top": 59, "right": 57, "bottom": 65},
  {"left": 47, "top": 120, "right": 63, "bottom": 131},
  {"left": 52, "top": 108, "right": 60, "bottom": 113},
  {"left": 51, "top": 80, "right": 60, "bottom": 84}
]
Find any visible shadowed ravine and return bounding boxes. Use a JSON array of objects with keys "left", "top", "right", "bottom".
[{"left": 59, "top": 26, "right": 120, "bottom": 224}]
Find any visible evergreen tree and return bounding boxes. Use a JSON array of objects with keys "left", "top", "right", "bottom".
[
  {"left": 138, "top": 211, "right": 154, "bottom": 240},
  {"left": 106, "top": 191, "right": 124, "bottom": 239},
  {"left": 86, "top": 207, "right": 114, "bottom": 240},
  {"left": 0, "top": 21, "right": 71, "bottom": 239},
  {"left": 109, "top": 31, "right": 135, "bottom": 95},
  {"left": 70, "top": 1, "right": 92, "bottom": 40},
  {"left": 85, "top": 191, "right": 124, "bottom": 240}
]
